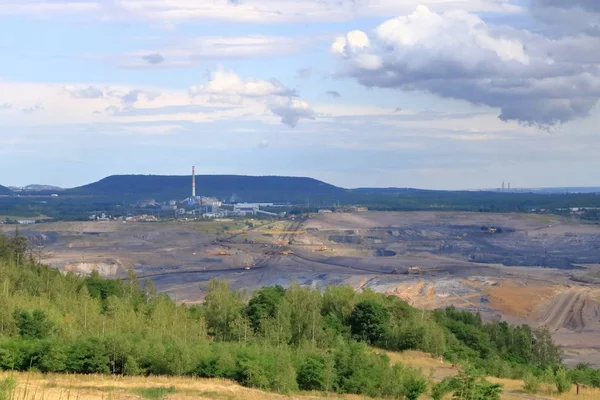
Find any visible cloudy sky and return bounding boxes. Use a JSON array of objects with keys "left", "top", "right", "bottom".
[{"left": 1, "top": 0, "right": 599, "bottom": 189}]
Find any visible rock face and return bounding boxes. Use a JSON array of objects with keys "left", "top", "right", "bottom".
[{"left": 63, "top": 262, "right": 120, "bottom": 277}]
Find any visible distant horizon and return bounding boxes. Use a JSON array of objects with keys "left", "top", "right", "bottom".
[{"left": 4, "top": 173, "right": 600, "bottom": 193}]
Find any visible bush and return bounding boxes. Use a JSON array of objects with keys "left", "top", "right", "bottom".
[
  {"left": 65, "top": 338, "right": 109, "bottom": 374},
  {"left": 555, "top": 367, "right": 571, "bottom": 394},
  {"left": 348, "top": 301, "right": 390, "bottom": 345},
  {"left": 297, "top": 355, "right": 326, "bottom": 391},
  {"left": 522, "top": 373, "right": 541, "bottom": 394}
]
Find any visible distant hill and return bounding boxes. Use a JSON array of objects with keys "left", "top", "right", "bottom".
[
  {"left": 68, "top": 174, "right": 350, "bottom": 204},
  {"left": 0, "top": 184, "right": 12, "bottom": 195},
  {"left": 9, "top": 184, "right": 64, "bottom": 192}
]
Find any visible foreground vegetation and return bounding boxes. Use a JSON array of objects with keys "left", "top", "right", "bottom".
[{"left": 1, "top": 233, "right": 600, "bottom": 399}]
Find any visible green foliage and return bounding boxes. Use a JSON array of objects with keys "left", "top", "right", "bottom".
[
  {"left": 297, "top": 355, "right": 326, "bottom": 391},
  {"left": 348, "top": 301, "right": 390, "bottom": 345},
  {"left": 14, "top": 309, "right": 54, "bottom": 339},
  {"left": 443, "top": 366, "right": 502, "bottom": 400},
  {"left": 65, "top": 338, "right": 110, "bottom": 374},
  {"left": 246, "top": 285, "right": 285, "bottom": 332},
  {"left": 522, "top": 373, "right": 542, "bottom": 394},
  {"left": 555, "top": 367, "right": 572, "bottom": 394},
  {"left": 2, "top": 232, "right": 600, "bottom": 399}
]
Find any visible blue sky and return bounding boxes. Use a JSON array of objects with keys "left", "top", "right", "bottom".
[{"left": 1, "top": 0, "right": 599, "bottom": 189}]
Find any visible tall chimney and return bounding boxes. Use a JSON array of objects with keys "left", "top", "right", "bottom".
[{"left": 192, "top": 165, "right": 196, "bottom": 198}]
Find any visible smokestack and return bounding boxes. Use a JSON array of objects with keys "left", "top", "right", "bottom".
[
  {"left": 502, "top": 181, "right": 505, "bottom": 192},
  {"left": 508, "top": 182, "right": 511, "bottom": 191},
  {"left": 192, "top": 165, "right": 196, "bottom": 198}
]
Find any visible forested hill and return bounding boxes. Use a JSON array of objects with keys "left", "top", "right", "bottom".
[
  {"left": 68, "top": 174, "right": 348, "bottom": 203},
  {"left": 0, "top": 184, "right": 12, "bottom": 195}
]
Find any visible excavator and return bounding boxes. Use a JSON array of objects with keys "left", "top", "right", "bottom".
[{"left": 208, "top": 250, "right": 232, "bottom": 256}]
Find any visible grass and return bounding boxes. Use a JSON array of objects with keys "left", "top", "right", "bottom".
[
  {"left": 4, "top": 359, "right": 600, "bottom": 400},
  {"left": 0, "top": 377, "right": 17, "bottom": 400},
  {"left": 132, "top": 387, "right": 176, "bottom": 399}
]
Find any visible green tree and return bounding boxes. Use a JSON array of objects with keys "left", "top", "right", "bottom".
[
  {"left": 448, "top": 367, "right": 502, "bottom": 400},
  {"left": 554, "top": 367, "right": 571, "bottom": 394},
  {"left": 532, "top": 326, "right": 562, "bottom": 368},
  {"left": 204, "top": 280, "right": 245, "bottom": 342},
  {"left": 14, "top": 310, "right": 54, "bottom": 339},
  {"left": 348, "top": 301, "right": 389, "bottom": 345},
  {"left": 297, "top": 355, "right": 326, "bottom": 391},
  {"left": 246, "top": 285, "right": 285, "bottom": 332}
]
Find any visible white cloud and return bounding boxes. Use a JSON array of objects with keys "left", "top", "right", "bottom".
[
  {"left": 190, "top": 68, "right": 294, "bottom": 98},
  {"left": 332, "top": 5, "right": 600, "bottom": 126},
  {"left": 0, "top": 0, "right": 521, "bottom": 23},
  {"left": 0, "top": 69, "right": 314, "bottom": 128},
  {"left": 109, "top": 35, "right": 312, "bottom": 69},
  {"left": 189, "top": 67, "right": 314, "bottom": 127}
]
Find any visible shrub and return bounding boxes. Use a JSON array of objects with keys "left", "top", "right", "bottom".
[
  {"left": 297, "top": 355, "right": 326, "bottom": 391},
  {"left": 555, "top": 367, "right": 571, "bottom": 394},
  {"left": 522, "top": 373, "right": 541, "bottom": 394}
]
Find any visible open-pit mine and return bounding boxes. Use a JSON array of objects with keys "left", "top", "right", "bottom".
[{"left": 5, "top": 211, "right": 600, "bottom": 366}]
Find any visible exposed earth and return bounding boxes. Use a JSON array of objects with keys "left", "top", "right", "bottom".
[{"left": 4, "top": 211, "right": 600, "bottom": 367}]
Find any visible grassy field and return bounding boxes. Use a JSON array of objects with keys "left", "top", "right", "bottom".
[
  {"left": 0, "top": 372, "right": 371, "bottom": 400},
  {"left": 4, "top": 355, "right": 600, "bottom": 400}
]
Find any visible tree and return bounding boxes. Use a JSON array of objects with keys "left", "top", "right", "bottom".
[
  {"left": 14, "top": 309, "right": 54, "bottom": 339},
  {"left": 554, "top": 367, "right": 571, "bottom": 394},
  {"left": 532, "top": 326, "right": 562, "bottom": 367},
  {"left": 449, "top": 367, "right": 502, "bottom": 400},
  {"left": 348, "top": 301, "right": 389, "bottom": 345},
  {"left": 297, "top": 355, "right": 326, "bottom": 391},
  {"left": 204, "top": 280, "right": 245, "bottom": 342},
  {"left": 246, "top": 285, "right": 285, "bottom": 332},
  {"left": 8, "top": 229, "right": 28, "bottom": 267}
]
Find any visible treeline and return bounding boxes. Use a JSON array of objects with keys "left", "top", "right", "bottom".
[{"left": 0, "top": 233, "right": 598, "bottom": 399}]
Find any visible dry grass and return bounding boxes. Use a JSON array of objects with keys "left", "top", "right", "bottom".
[
  {"left": 3, "top": 368, "right": 600, "bottom": 400},
  {"left": 0, "top": 372, "right": 370, "bottom": 400}
]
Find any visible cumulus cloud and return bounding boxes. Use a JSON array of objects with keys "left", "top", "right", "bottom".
[
  {"left": 142, "top": 53, "right": 165, "bottom": 64},
  {"left": 326, "top": 90, "right": 341, "bottom": 97},
  {"left": 258, "top": 140, "right": 269, "bottom": 149},
  {"left": 190, "top": 68, "right": 295, "bottom": 98},
  {"left": 332, "top": 5, "right": 600, "bottom": 126},
  {"left": 189, "top": 67, "right": 314, "bottom": 127},
  {"left": 0, "top": 103, "right": 12, "bottom": 110},
  {"left": 267, "top": 97, "right": 315, "bottom": 127}
]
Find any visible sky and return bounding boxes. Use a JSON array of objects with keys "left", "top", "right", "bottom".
[{"left": 0, "top": 0, "right": 599, "bottom": 190}]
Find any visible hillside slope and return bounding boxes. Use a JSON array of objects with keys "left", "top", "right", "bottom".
[
  {"left": 0, "top": 184, "right": 12, "bottom": 195},
  {"left": 68, "top": 174, "right": 348, "bottom": 203}
]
